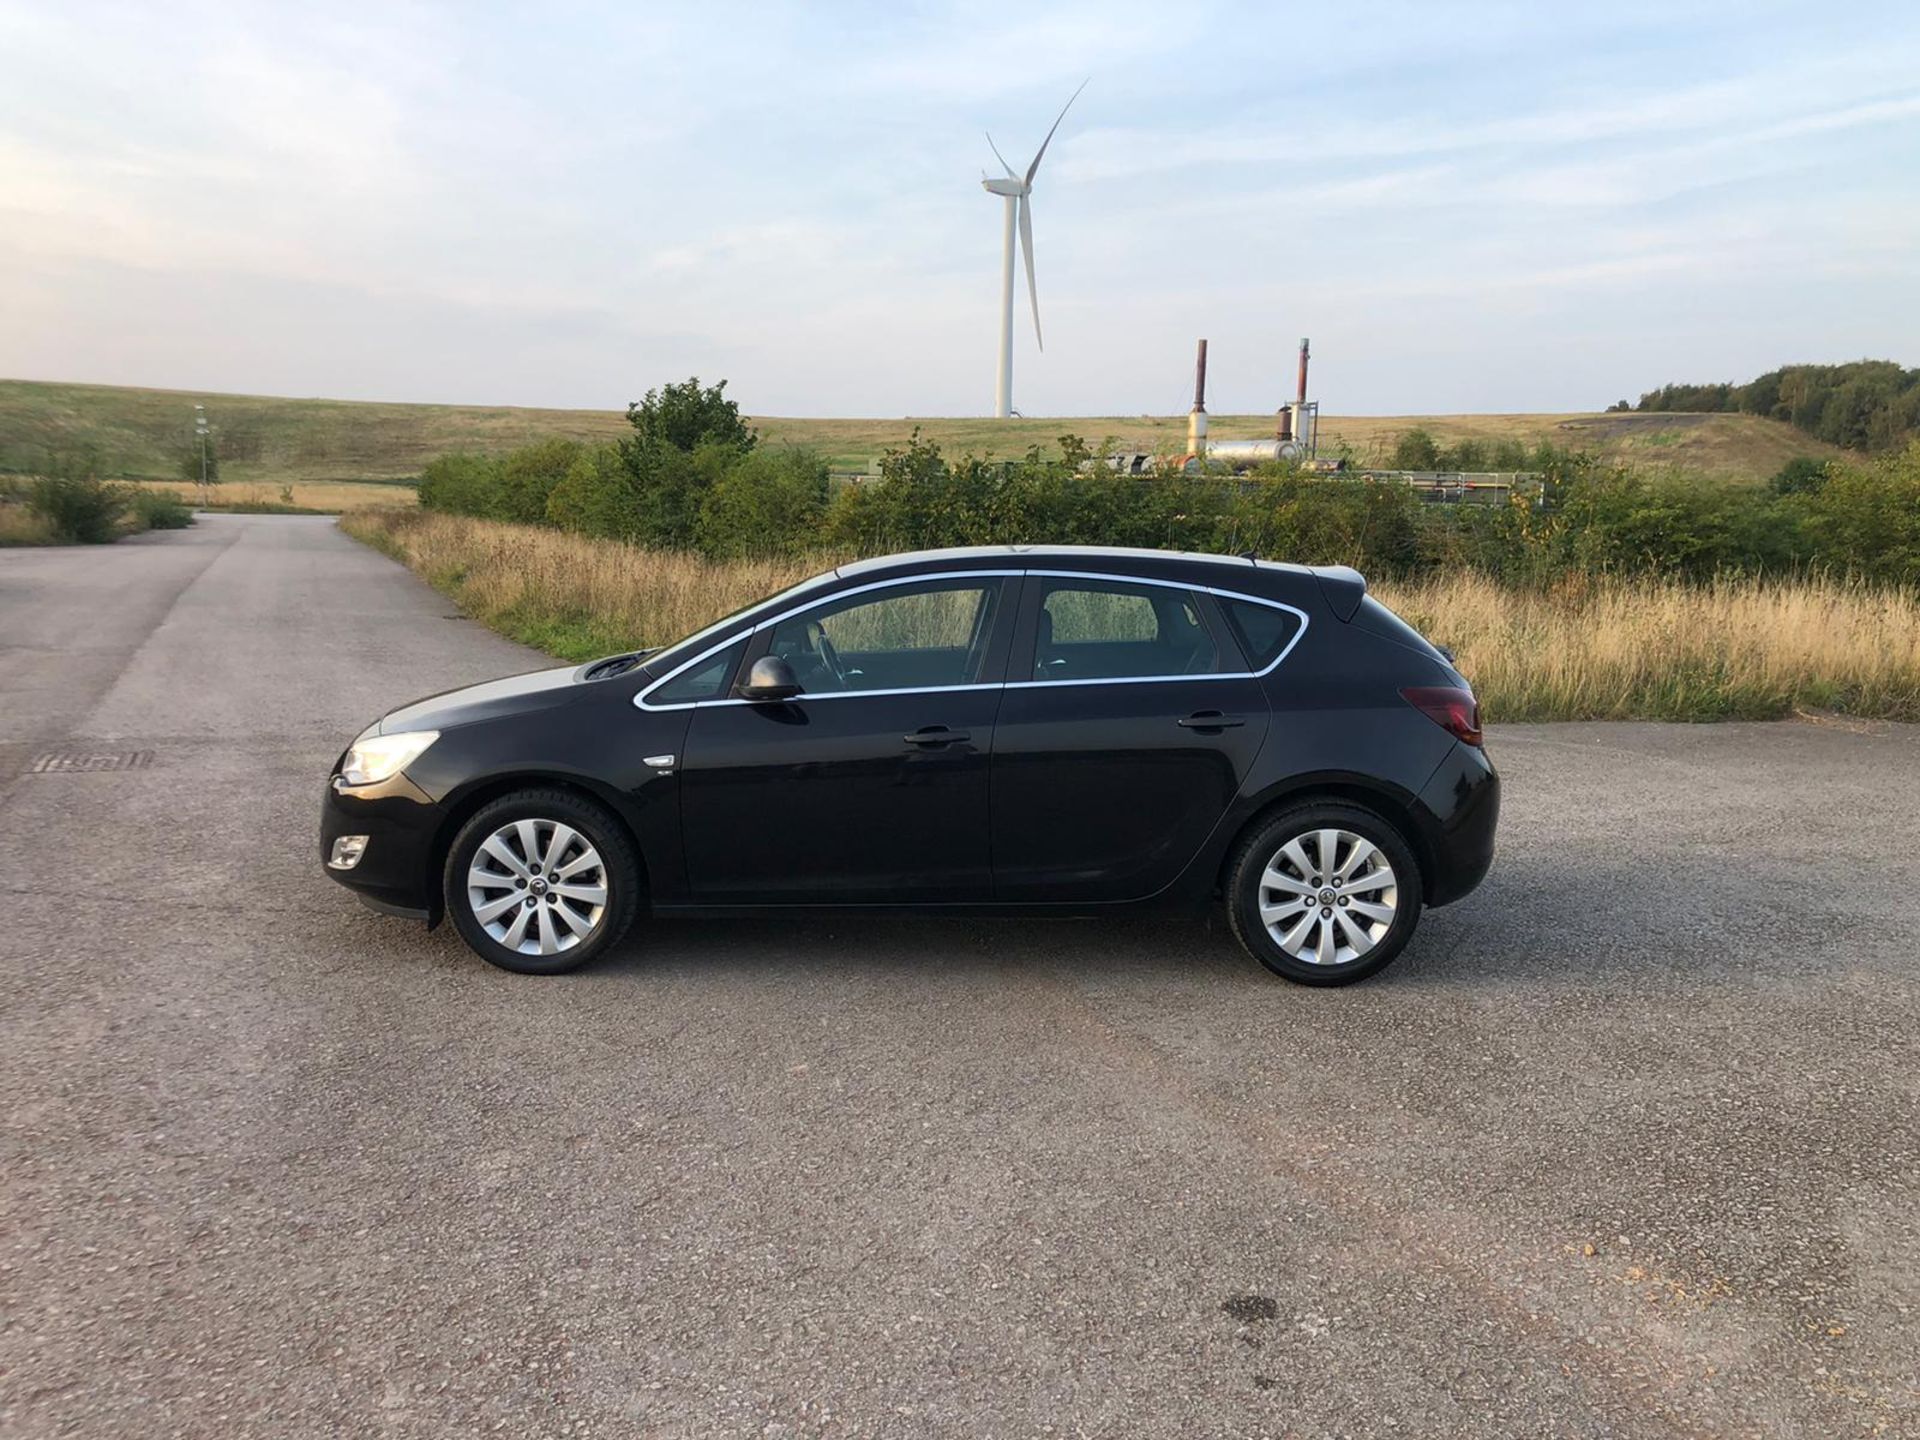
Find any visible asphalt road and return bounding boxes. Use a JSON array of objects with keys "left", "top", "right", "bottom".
[{"left": 2, "top": 514, "right": 1916, "bottom": 1439}]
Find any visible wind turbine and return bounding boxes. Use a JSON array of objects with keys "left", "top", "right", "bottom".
[{"left": 982, "top": 79, "right": 1087, "bottom": 419}]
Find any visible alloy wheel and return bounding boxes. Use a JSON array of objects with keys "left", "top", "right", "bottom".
[
  {"left": 1257, "top": 827, "right": 1399, "bottom": 967},
  {"left": 466, "top": 818, "right": 608, "bottom": 957}
]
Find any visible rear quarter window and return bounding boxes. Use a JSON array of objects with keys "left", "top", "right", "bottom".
[{"left": 1220, "top": 598, "right": 1305, "bottom": 670}]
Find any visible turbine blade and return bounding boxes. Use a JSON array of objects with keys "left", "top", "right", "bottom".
[
  {"left": 985, "top": 132, "right": 1018, "bottom": 179},
  {"left": 1025, "top": 76, "right": 1089, "bottom": 185},
  {"left": 1018, "top": 192, "right": 1041, "bottom": 350}
]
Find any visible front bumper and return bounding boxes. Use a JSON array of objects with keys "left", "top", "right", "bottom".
[
  {"left": 319, "top": 771, "right": 444, "bottom": 922},
  {"left": 1415, "top": 741, "right": 1500, "bottom": 907}
]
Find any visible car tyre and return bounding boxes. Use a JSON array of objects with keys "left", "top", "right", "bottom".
[
  {"left": 1226, "top": 801, "right": 1423, "bottom": 986},
  {"left": 444, "top": 788, "right": 641, "bottom": 975}
]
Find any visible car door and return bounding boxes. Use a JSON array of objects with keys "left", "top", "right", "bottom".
[
  {"left": 990, "top": 573, "right": 1270, "bottom": 902},
  {"left": 678, "top": 574, "right": 1013, "bottom": 904}
]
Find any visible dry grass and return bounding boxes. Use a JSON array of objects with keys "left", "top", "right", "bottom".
[
  {"left": 339, "top": 508, "right": 1920, "bottom": 722},
  {"left": 339, "top": 508, "right": 822, "bottom": 658},
  {"left": 0, "top": 502, "right": 56, "bottom": 545},
  {"left": 1378, "top": 572, "right": 1920, "bottom": 721},
  {"left": 122, "top": 479, "right": 418, "bottom": 513}
]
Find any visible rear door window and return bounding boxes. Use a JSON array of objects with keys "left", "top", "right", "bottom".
[{"left": 1031, "top": 580, "right": 1218, "bottom": 681}]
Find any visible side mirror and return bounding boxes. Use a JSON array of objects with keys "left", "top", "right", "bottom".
[{"left": 737, "top": 654, "right": 802, "bottom": 702}]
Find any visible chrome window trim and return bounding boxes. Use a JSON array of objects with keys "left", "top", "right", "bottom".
[
  {"left": 1014, "top": 569, "right": 1310, "bottom": 682},
  {"left": 636, "top": 566, "right": 841, "bottom": 678},
  {"left": 632, "top": 564, "right": 1311, "bottom": 711},
  {"left": 634, "top": 570, "right": 1016, "bottom": 712}
]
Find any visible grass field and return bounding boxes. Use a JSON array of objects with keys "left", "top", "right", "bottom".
[
  {"left": 0, "top": 381, "right": 629, "bottom": 486},
  {"left": 339, "top": 508, "right": 1920, "bottom": 723},
  {"left": 3, "top": 378, "right": 1840, "bottom": 486},
  {"left": 758, "top": 410, "right": 1841, "bottom": 481}
]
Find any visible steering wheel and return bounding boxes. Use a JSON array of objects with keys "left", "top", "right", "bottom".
[{"left": 815, "top": 628, "right": 849, "bottom": 688}]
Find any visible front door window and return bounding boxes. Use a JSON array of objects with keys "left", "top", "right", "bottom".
[{"left": 765, "top": 580, "right": 1002, "bottom": 694}]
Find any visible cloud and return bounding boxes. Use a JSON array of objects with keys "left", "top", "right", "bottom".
[{"left": 1, "top": 0, "right": 1916, "bottom": 414}]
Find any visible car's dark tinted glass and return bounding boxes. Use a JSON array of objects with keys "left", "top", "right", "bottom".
[
  {"left": 652, "top": 637, "right": 747, "bottom": 704},
  {"left": 1220, "top": 598, "right": 1303, "bottom": 669},
  {"left": 1033, "top": 580, "right": 1216, "bottom": 680},
  {"left": 767, "top": 580, "right": 1001, "bottom": 694}
]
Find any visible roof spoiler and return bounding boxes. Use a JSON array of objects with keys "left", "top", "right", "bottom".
[{"left": 1310, "top": 565, "right": 1368, "bottom": 622}]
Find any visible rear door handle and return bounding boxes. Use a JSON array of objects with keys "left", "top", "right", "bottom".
[
  {"left": 1178, "top": 712, "right": 1245, "bottom": 730},
  {"left": 904, "top": 727, "right": 971, "bottom": 747}
]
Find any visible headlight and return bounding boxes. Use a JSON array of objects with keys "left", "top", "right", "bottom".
[{"left": 338, "top": 730, "right": 439, "bottom": 787}]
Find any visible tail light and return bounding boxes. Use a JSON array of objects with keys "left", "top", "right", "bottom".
[{"left": 1401, "top": 686, "right": 1483, "bottom": 747}]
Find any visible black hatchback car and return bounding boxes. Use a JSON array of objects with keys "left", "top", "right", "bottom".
[{"left": 322, "top": 546, "right": 1497, "bottom": 984}]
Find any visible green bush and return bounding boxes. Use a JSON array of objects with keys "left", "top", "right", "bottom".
[
  {"left": 432, "top": 378, "right": 761, "bottom": 546},
  {"left": 1391, "top": 428, "right": 1441, "bottom": 470},
  {"left": 698, "top": 448, "right": 830, "bottom": 558},
  {"left": 627, "top": 377, "right": 756, "bottom": 453},
  {"left": 495, "top": 438, "right": 582, "bottom": 525},
  {"left": 1769, "top": 456, "right": 1828, "bottom": 496},
  {"left": 130, "top": 488, "right": 194, "bottom": 530},
  {"left": 1791, "top": 442, "right": 1920, "bottom": 585},
  {"left": 26, "top": 453, "right": 129, "bottom": 544},
  {"left": 1387, "top": 429, "right": 1539, "bottom": 473},
  {"left": 403, "top": 378, "right": 1920, "bottom": 591},
  {"left": 819, "top": 435, "right": 1424, "bottom": 574},
  {"left": 417, "top": 452, "right": 502, "bottom": 516},
  {"left": 544, "top": 444, "right": 631, "bottom": 539}
]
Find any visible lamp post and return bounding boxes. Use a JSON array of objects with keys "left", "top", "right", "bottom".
[{"left": 193, "top": 405, "right": 210, "bottom": 507}]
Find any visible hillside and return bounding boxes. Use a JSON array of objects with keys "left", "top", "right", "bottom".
[{"left": 1, "top": 378, "right": 1841, "bottom": 486}]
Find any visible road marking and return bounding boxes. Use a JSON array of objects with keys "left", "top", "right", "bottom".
[{"left": 26, "top": 750, "right": 154, "bottom": 774}]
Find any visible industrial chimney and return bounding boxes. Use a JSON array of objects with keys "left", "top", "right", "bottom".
[
  {"left": 1283, "top": 337, "right": 1315, "bottom": 455},
  {"left": 1187, "top": 339, "right": 1209, "bottom": 459}
]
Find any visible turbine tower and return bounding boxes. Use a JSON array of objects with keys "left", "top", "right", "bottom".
[{"left": 981, "top": 80, "right": 1086, "bottom": 419}]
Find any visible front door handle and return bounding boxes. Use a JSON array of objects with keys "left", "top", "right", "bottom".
[
  {"left": 1178, "top": 711, "right": 1245, "bottom": 730},
  {"left": 903, "top": 727, "right": 972, "bottom": 747}
]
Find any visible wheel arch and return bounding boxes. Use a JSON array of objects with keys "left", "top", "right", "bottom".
[
  {"left": 1213, "top": 774, "right": 1437, "bottom": 901},
  {"left": 428, "top": 772, "right": 649, "bottom": 923}
]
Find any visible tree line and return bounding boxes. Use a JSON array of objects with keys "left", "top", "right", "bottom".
[
  {"left": 1631, "top": 360, "right": 1919, "bottom": 452},
  {"left": 415, "top": 377, "right": 1920, "bottom": 587}
]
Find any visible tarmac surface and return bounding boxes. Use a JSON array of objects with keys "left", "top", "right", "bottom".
[{"left": 2, "top": 513, "right": 1916, "bottom": 1438}]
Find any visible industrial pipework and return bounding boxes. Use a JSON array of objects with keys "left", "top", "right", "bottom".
[{"left": 1170, "top": 335, "right": 1321, "bottom": 469}]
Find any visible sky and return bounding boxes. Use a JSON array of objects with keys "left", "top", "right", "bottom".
[{"left": 2, "top": 1, "right": 1917, "bottom": 418}]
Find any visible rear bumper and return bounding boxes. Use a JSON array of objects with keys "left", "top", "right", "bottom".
[
  {"left": 1415, "top": 742, "right": 1499, "bottom": 906},
  {"left": 319, "top": 773, "right": 443, "bottom": 921}
]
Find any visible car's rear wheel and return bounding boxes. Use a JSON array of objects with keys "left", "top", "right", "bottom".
[
  {"left": 444, "top": 789, "right": 640, "bottom": 974},
  {"left": 1226, "top": 801, "right": 1423, "bottom": 986}
]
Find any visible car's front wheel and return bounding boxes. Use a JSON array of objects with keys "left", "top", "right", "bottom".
[
  {"left": 1226, "top": 801, "right": 1423, "bottom": 986},
  {"left": 443, "top": 789, "right": 640, "bottom": 974}
]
